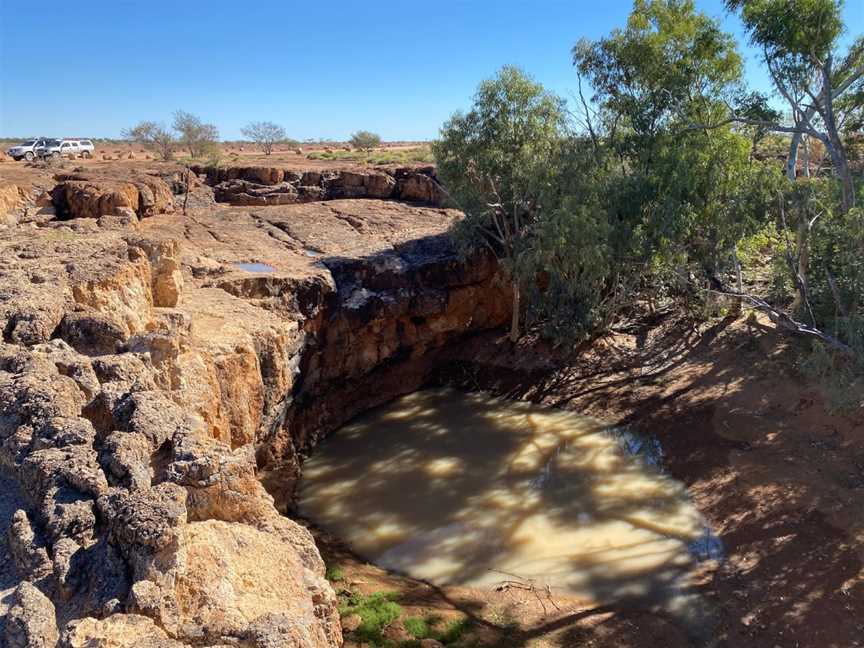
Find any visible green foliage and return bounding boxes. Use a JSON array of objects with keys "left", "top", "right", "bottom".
[
  {"left": 433, "top": 65, "right": 567, "bottom": 243},
  {"left": 307, "top": 146, "right": 433, "bottom": 164},
  {"left": 403, "top": 616, "right": 430, "bottom": 639},
  {"left": 726, "top": 0, "right": 843, "bottom": 63},
  {"left": 433, "top": 65, "right": 569, "bottom": 339},
  {"left": 437, "top": 618, "right": 471, "bottom": 644},
  {"left": 339, "top": 592, "right": 402, "bottom": 644},
  {"left": 324, "top": 564, "right": 345, "bottom": 582},
  {"left": 574, "top": 0, "right": 742, "bottom": 154},
  {"left": 402, "top": 615, "right": 472, "bottom": 645},
  {"left": 350, "top": 130, "right": 383, "bottom": 152}
]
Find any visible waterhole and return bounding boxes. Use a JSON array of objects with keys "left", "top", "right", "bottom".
[{"left": 299, "top": 388, "right": 722, "bottom": 632}]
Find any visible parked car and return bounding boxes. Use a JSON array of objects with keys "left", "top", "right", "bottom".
[
  {"left": 37, "top": 138, "right": 95, "bottom": 159},
  {"left": 5, "top": 138, "right": 51, "bottom": 162}
]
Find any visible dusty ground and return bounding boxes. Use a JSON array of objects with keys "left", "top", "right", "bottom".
[{"left": 311, "top": 311, "right": 864, "bottom": 648}]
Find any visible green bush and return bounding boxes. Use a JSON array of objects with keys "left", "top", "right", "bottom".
[
  {"left": 339, "top": 592, "right": 402, "bottom": 644},
  {"left": 324, "top": 564, "right": 344, "bottom": 582}
]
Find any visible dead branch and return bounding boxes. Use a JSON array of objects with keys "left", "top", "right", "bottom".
[
  {"left": 490, "top": 570, "right": 561, "bottom": 617},
  {"left": 707, "top": 286, "right": 854, "bottom": 357}
]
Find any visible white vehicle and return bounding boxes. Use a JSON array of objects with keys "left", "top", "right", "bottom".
[
  {"left": 5, "top": 138, "right": 51, "bottom": 162},
  {"left": 37, "top": 138, "right": 95, "bottom": 159}
]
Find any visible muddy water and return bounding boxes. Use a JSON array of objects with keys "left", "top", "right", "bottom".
[{"left": 298, "top": 388, "right": 721, "bottom": 631}]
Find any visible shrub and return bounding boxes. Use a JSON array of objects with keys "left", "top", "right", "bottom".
[
  {"left": 173, "top": 110, "right": 219, "bottom": 158},
  {"left": 349, "top": 130, "right": 382, "bottom": 153},
  {"left": 241, "top": 121, "right": 289, "bottom": 155},
  {"left": 338, "top": 591, "right": 402, "bottom": 644},
  {"left": 324, "top": 564, "right": 344, "bottom": 582}
]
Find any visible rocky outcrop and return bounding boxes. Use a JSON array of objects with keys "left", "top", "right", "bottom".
[
  {"left": 51, "top": 171, "right": 177, "bottom": 220},
  {"left": 0, "top": 183, "right": 26, "bottom": 226},
  {"left": 192, "top": 164, "right": 445, "bottom": 207},
  {"left": 0, "top": 189, "right": 509, "bottom": 645}
]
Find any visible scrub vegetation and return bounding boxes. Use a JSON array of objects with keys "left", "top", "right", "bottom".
[{"left": 434, "top": 0, "right": 863, "bottom": 394}]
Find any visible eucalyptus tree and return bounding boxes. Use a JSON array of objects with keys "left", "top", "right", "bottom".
[
  {"left": 726, "top": 0, "right": 863, "bottom": 213},
  {"left": 433, "top": 66, "right": 568, "bottom": 342},
  {"left": 573, "top": 0, "right": 775, "bottom": 286}
]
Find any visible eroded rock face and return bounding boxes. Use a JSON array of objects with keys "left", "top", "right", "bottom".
[
  {"left": 51, "top": 171, "right": 176, "bottom": 220},
  {"left": 0, "top": 189, "right": 509, "bottom": 646},
  {"left": 193, "top": 164, "right": 445, "bottom": 207}
]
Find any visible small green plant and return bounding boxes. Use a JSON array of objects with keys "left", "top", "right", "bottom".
[
  {"left": 404, "top": 615, "right": 472, "bottom": 645},
  {"left": 403, "top": 616, "right": 431, "bottom": 639},
  {"left": 339, "top": 591, "right": 402, "bottom": 644},
  {"left": 438, "top": 618, "right": 471, "bottom": 644},
  {"left": 325, "top": 564, "right": 344, "bottom": 582}
]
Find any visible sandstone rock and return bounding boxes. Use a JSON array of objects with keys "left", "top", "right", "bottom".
[
  {"left": 0, "top": 184, "right": 510, "bottom": 648},
  {"left": 100, "top": 431, "right": 154, "bottom": 490},
  {"left": 341, "top": 614, "right": 362, "bottom": 632},
  {"left": 59, "top": 311, "right": 128, "bottom": 356},
  {"left": 52, "top": 180, "right": 140, "bottom": 220},
  {"left": 99, "top": 482, "right": 187, "bottom": 554},
  {"left": 162, "top": 520, "right": 339, "bottom": 645},
  {"left": 126, "top": 237, "right": 184, "bottom": 307},
  {"left": 397, "top": 170, "right": 443, "bottom": 204},
  {"left": 52, "top": 172, "right": 174, "bottom": 220},
  {"left": 7, "top": 509, "right": 53, "bottom": 581},
  {"left": 0, "top": 182, "right": 25, "bottom": 222},
  {"left": 62, "top": 613, "right": 184, "bottom": 648},
  {"left": 5, "top": 581, "right": 59, "bottom": 648}
]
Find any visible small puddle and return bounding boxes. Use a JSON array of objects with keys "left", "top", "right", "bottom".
[
  {"left": 298, "top": 388, "right": 723, "bottom": 637},
  {"left": 234, "top": 262, "right": 277, "bottom": 273}
]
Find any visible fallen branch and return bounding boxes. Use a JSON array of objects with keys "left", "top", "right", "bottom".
[
  {"left": 490, "top": 570, "right": 561, "bottom": 617},
  {"left": 706, "top": 287, "right": 855, "bottom": 357}
]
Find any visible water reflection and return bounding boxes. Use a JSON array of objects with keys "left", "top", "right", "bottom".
[
  {"left": 234, "top": 262, "right": 277, "bottom": 273},
  {"left": 298, "top": 388, "right": 722, "bottom": 630}
]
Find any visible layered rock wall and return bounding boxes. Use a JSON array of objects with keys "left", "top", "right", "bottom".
[
  {"left": 190, "top": 164, "right": 445, "bottom": 207},
  {"left": 0, "top": 192, "right": 509, "bottom": 646}
]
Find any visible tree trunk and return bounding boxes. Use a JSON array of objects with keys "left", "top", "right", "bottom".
[
  {"left": 787, "top": 131, "right": 803, "bottom": 180},
  {"left": 733, "top": 252, "right": 743, "bottom": 315},
  {"left": 791, "top": 218, "right": 810, "bottom": 312},
  {"left": 824, "top": 135, "right": 856, "bottom": 214},
  {"left": 509, "top": 280, "right": 520, "bottom": 343}
]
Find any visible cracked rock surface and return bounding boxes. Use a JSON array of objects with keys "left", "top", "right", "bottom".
[{"left": 0, "top": 173, "right": 509, "bottom": 646}]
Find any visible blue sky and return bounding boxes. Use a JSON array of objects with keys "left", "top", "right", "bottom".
[{"left": 1, "top": 0, "right": 861, "bottom": 141}]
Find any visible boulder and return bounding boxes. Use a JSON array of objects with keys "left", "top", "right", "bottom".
[
  {"left": 62, "top": 613, "right": 184, "bottom": 648},
  {"left": 5, "top": 582, "right": 59, "bottom": 648}
]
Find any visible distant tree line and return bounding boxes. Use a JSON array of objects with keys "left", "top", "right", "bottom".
[{"left": 122, "top": 114, "right": 385, "bottom": 159}]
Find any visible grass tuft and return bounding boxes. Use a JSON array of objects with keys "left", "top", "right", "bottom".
[
  {"left": 339, "top": 591, "right": 402, "bottom": 644},
  {"left": 325, "top": 564, "right": 345, "bottom": 582}
]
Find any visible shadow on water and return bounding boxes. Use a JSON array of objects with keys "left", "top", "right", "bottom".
[{"left": 298, "top": 388, "right": 724, "bottom": 644}]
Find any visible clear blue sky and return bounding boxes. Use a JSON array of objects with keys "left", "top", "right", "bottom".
[{"left": 1, "top": 0, "right": 861, "bottom": 141}]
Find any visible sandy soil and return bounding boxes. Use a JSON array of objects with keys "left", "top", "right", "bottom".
[{"left": 311, "top": 311, "right": 864, "bottom": 648}]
